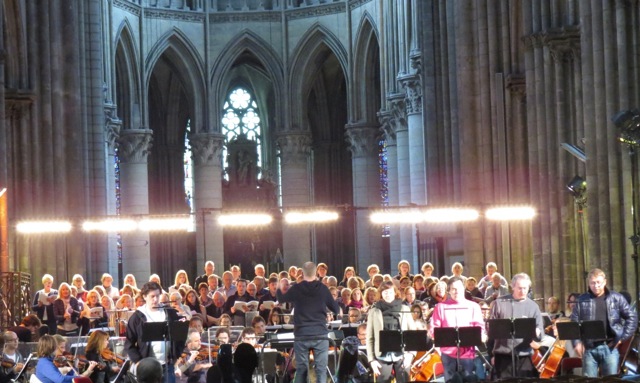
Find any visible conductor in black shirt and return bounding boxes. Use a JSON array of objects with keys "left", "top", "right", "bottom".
[{"left": 276, "top": 262, "right": 339, "bottom": 383}]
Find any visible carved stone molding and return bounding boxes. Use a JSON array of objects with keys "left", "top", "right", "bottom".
[
  {"left": 287, "top": 3, "right": 345, "bottom": 20},
  {"left": 118, "top": 129, "right": 153, "bottom": 163},
  {"left": 409, "top": 49, "right": 422, "bottom": 76},
  {"left": 542, "top": 26, "right": 581, "bottom": 63},
  {"left": 398, "top": 73, "right": 422, "bottom": 115},
  {"left": 5, "top": 89, "right": 34, "bottom": 120},
  {"left": 521, "top": 32, "right": 544, "bottom": 50},
  {"left": 145, "top": 8, "right": 205, "bottom": 22},
  {"left": 349, "top": 0, "right": 374, "bottom": 10},
  {"left": 505, "top": 73, "right": 526, "bottom": 102},
  {"left": 189, "top": 132, "right": 225, "bottom": 166},
  {"left": 345, "top": 123, "right": 379, "bottom": 158},
  {"left": 276, "top": 133, "right": 312, "bottom": 165},
  {"left": 113, "top": 0, "right": 141, "bottom": 16},
  {"left": 105, "top": 103, "right": 122, "bottom": 151},
  {"left": 377, "top": 109, "right": 396, "bottom": 145},
  {"left": 387, "top": 92, "right": 407, "bottom": 132}
]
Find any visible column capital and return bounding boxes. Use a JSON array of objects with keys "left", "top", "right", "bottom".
[
  {"left": 377, "top": 109, "right": 396, "bottom": 144},
  {"left": 345, "top": 123, "right": 379, "bottom": 158},
  {"left": 105, "top": 103, "right": 122, "bottom": 151},
  {"left": 506, "top": 73, "right": 526, "bottom": 102},
  {"left": 277, "top": 132, "right": 312, "bottom": 164},
  {"left": 398, "top": 72, "right": 422, "bottom": 115},
  {"left": 118, "top": 129, "right": 153, "bottom": 163},
  {"left": 189, "top": 132, "right": 225, "bottom": 166},
  {"left": 542, "top": 26, "right": 581, "bottom": 63},
  {"left": 387, "top": 92, "right": 407, "bottom": 132}
]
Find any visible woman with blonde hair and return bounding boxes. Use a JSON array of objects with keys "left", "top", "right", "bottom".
[
  {"left": 100, "top": 295, "right": 116, "bottom": 329},
  {"left": 53, "top": 283, "right": 80, "bottom": 336},
  {"left": 34, "top": 334, "right": 97, "bottom": 382},
  {"left": 71, "top": 274, "right": 88, "bottom": 302},
  {"left": 169, "top": 270, "right": 190, "bottom": 293},
  {"left": 79, "top": 289, "right": 108, "bottom": 335},
  {"left": 394, "top": 260, "right": 414, "bottom": 282}
]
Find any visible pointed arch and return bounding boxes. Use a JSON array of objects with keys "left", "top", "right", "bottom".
[
  {"left": 114, "top": 20, "right": 142, "bottom": 129},
  {"left": 288, "top": 23, "right": 349, "bottom": 130},
  {"left": 145, "top": 28, "right": 207, "bottom": 132},
  {"left": 353, "top": 13, "right": 381, "bottom": 123},
  {"left": 210, "top": 29, "right": 284, "bottom": 135},
  {"left": 3, "top": 0, "right": 28, "bottom": 88}
]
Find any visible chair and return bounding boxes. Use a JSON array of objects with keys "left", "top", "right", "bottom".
[
  {"left": 560, "top": 357, "right": 582, "bottom": 375},
  {"left": 433, "top": 361, "right": 444, "bottom": 379}
]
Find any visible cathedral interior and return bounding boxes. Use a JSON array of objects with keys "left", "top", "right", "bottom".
[{"left": 0, "top": 0, "right": 639, "bottom": 308}]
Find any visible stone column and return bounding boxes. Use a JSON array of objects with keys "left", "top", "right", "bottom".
[
  {"left": 379, "top": 110, "right": 401, "bottom": 270},
  {"left": 400, "top": 73, "right": 425, "bottom": 272},
  {"left": 388, "top": 93, "right": 414, "bottom": 265},
  {"left": 117, "top": 129, "right": 153, "bottom": 280},
  {"left": 346, "top": 122, "right": 384, "bottom": 272},
  {"left": 277, "top": 132, "right": 312, "bottom": 267},
  {"left": 190, "top": 132, "right": 225, "bottom": 273},
  {"left": 104, "top": 105, "right": 121, "bottom": 280}
]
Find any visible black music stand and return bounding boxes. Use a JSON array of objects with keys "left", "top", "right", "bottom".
[
  {"left": 434, "top": 326, "right": 482, "bottom": 376},
  {"left": 487, "top": 317, "right": 537, "bottom": 378},
  {"left": 142, "top": 321, "right": 189, "bottom": 365},
  {"left": 556, "top": 320, "right": 606, "bottom": 342}
]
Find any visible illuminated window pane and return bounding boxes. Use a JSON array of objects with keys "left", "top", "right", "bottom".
[
  {"left": 184, "top": 119, "right": 195, "bottom": 232},
  {"left": 221, "top": 87, "right": 262, "bottom": 180}
]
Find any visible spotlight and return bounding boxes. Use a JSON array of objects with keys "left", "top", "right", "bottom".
[
  {"left": 82, "top": 219, "right": 137, "bottom": 232},
  {"left": 566, "top": 176, "right": 586, "bottom": 197},
  {"left": 613, "top": 109, "right": 640, "bottom": 146},
  {"left": 284, "top": 211, "right": 339, "bottom": 224},
  {"left": 485, "top": 206, "right": 536, "bottom": 221},
  {"left": 16, "top": 220, "right": 73, "bottom": 234},
  {"left": 218, "top": 213, "right": 273, "bottom": 227}
]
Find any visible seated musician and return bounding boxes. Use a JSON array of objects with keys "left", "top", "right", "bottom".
[
  {"left": 34, "top": 334, "right": 98, "bottom": 383},
  {"left": 237, "top": 328, "right": 257, "bottom": 347},
  {"left": 189, "top": 316, "right": 204, "bottom": 334},
  {"left": 175, "top": 329, "right": 212, "bottom": 383},
  {"left": 251, "top": 316, "right": 267, "bottom": 344},
  {"left": 7, "top": 314, "right": 41, "bottom": 343},
  {"left": 215, "top": 328, "right": 231, "bottom": 345},
  {"left": 0, "top": 331, "right": 25, "bottom": 382},
  {"left": 85, "top": 329, "right": 121, "bottom": 383}
]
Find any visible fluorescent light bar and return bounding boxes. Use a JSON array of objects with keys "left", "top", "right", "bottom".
[
  {"left": 370, "top": 211, "right": 424, "bottom": 224},
  {"left": 485, "top": 206, "right": 536, "bottom": 221},
  {"left": 139, "top": 218, "right": 192, "bottom": 231},
  {"left": 16, "top": 220, "right": 73, "bottom": 234},
  {"left": 423, "top": 208, "right": 479, "bottom": 223},
  {"left": 285, "top": 211, "right": 340, "bottom": 224},
  {"left": 82, "top": 219, "right": 137, "bottom": 232},
  {"left": 218, "top": 213, "right": 273, "bottom": 227}
]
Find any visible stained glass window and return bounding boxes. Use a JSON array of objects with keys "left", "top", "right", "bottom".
[{"left": 221, "top": 88, "right": 262, "bottom": 179}]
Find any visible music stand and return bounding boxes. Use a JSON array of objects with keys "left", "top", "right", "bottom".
[
  {"left": 403, "top": 330, "right": 429, "bottom": 352},
  {"left": 379, "top": 330, "right": 402, "bottom": 353},
  {"left": 141, "top": 321, "right": 189, "bottom": 365},
  {"left": 487, "top": 317, "right": 537, "bottom": 378},
  {"left": 556, "top": 320, "right": 606, "bottom": 341},
  {"left": 434, "top": 327, "right": 482, "bottom": 375}
]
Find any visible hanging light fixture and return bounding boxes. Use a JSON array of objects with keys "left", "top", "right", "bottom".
[{"left": 613, "top": 109, "right": 640, "bottom": 146}]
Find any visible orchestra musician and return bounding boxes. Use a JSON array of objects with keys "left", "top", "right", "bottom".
[
  {"left": 85, "top": 330, "right": 121, "bottom": 383},
  {"left": 34, "top": 334, "right": 98, "bottom": 383},
  {"left": 7, "top": 314, "right": 42, "bottom": 343},
  {"left": 175, "top": 329, "right": 212, "bottom": 383},
  {"left": 1, "top": 331, "right": 25, "bottom": 382}
]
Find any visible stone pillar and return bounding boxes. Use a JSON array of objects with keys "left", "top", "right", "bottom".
[
  {"left": 104, "top": 105, "right": 121, "bottom": 280},
  {"left": 118, "top": 129, "right": 153, "bottom": 280},
  {"left": 190, "top": 132, "right": 225, "bottom": 273},
  {"left": 400, "top": 73, "right": 425, "bottom": 271},
  {"left": 277, "top": 132, "right": 312, "bottom": 267},
  {"left": 388, "top": 93, "right": 414, "bottom": 265},
  {"left": 379, "top": 110, "right": 401, "bottom": 271},
  {"left": 346, "top": 122, "right": 384, "bottom": 272}
]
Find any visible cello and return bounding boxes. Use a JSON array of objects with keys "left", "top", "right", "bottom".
[
  {"left": 410, "top": 348, "right": 441, "bottom": 381},
  {"left": 537, "top": 340, "right": 566, "bottom": 379}
]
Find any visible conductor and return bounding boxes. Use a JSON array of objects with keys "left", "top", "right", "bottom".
[{"left": 276, "top": 262, "right": 339, "bottom": 383}]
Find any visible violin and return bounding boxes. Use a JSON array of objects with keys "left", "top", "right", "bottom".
[
  {"left": 1, "top": 358, "right": 16, "bottom": 369},
  {"left": 101, "top": 349, "right": 125, "bottom": 365}
]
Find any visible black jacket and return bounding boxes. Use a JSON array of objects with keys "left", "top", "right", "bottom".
[
  {"left": 276, "top": 280, "right": 339, "bottom": 337},
  {"left": 124, "top": 307, "right": 184, "bottom": 364},
  {"left": 53, "top": 297, "right": 80, "bottom": 326},
  {"left": 570, "top": 287, "right": 638, "bottom": 346}
]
